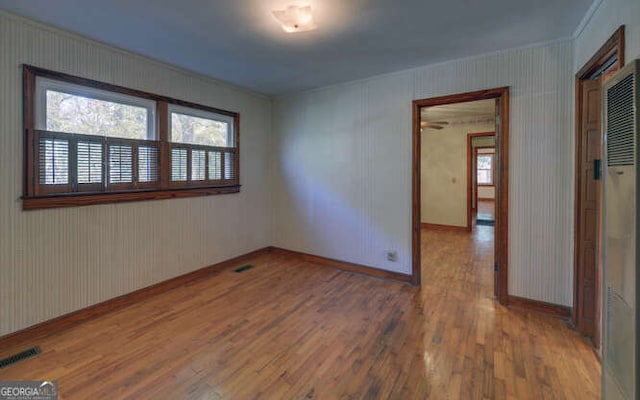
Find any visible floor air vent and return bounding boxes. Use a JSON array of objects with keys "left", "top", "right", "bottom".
[
  {"left": 0, "top": 346, "right": 41, "bottom": 369},
  {"left": 234, "top": 265, "right": 254, "bottom": 273}
]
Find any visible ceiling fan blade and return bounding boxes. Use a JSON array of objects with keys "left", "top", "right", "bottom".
[
  {"left": 420, "top": 120, "right": 449, "bottom": 127},
  {"left": 425, "top": 125, "right": 444, "bottom": 130}
]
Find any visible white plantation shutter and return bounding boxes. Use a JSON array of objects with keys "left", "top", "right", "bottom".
[
  {"left": 108, "top": 144, "right": 133, "bottom": 184},
  {"left": 138, "top": 146, "right": 159, "bottom": 183},
  {"left": 77, "top": 141, "right": 103, "bottom": 184},
  {"left": 39, "top": 137, "right": 69, "bottom": 185},
  {"left": 224, "top": 152, "right": 236, "bottom": 181},
  {"left": 209, "top": 151, "right": 222, "bottom": 180},
  {"left": 191, "top": 150, "right": 206, "bottom": 181},
  {"left": 169, "top": 145, "right": 238, "bottom": 187},
  {"left": 171, "top": 148, "right": 188, "bottom": 182}
]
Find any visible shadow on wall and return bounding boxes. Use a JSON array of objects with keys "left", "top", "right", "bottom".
[{"left": 276, "top": 137, "right": 410, "bottom": 275}]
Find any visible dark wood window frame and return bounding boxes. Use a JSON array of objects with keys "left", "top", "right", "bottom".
[{"left": 22, "top": 65, "right": 240, "bottom": 210}]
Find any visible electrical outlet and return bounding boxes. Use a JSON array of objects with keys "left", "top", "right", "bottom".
[{"left": 386, "top": 250, "right": 398, "bottom": 262}]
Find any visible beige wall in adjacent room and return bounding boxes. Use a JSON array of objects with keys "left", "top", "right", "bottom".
[{"left": 421, "top": 118, "right": 495, "bottom": 227}]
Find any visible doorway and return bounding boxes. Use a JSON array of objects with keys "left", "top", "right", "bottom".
[
  {"left": 573, "top": 25, "right": 625, "bottom": 349},
  {"left": 468, "top": 132, "right": 496, "bottom": 229},
  {"left": 412, "top": 87, "right": 509, "bottom": 304}
]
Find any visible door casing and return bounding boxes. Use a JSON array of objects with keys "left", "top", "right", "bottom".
[
  {"left": 412, "top": 87, "right": 509, "bottom": 304},
  {"left": 573, "top": 25, "right": 625, "bottom": 348},
  {"left": 468, "top": 134, "right": 495, "bottom": 222}
]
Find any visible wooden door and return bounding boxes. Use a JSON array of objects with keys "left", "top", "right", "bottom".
[{"left": 576, "top": 79, "right": 602, "bottom": 340}]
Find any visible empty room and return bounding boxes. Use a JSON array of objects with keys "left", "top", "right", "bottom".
[{"left": 0, "top": 0, "right": 639, "bottom": 399}]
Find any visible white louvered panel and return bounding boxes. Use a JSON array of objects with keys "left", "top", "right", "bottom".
[
  {"left": 0, "top": 9, "right": 272, "bottom": 337},
  {"left": 77, "top": 141, "right": 103, "bottom": 184},
  {"left": 273, "top": 40, "right": 575, "bottom": 306},
  {"left": 191, "top": 149, "right": 206, "bottom": 181},
  {"left": 208, "top": 151, "right": 222, "bottom": 180},
  {"left": 224, "top": 152, "right": 236, "bottom": 181},
  {"left": 39, "top": 138, "right": 69, "bottom": 184},
  {"left": 108, "top": 144, "right": 133, "bottom": 183},
  {"left": 171, "top": 148, "right": 188, "bottom": 181},
  {"left": 138, "top": 145, "right": 159, "bottom": 182}
]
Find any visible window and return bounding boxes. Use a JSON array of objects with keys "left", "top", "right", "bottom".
[
  {"left": 477, "top": 153, "right": 494, "bottom": 185},
  {"left": 169, "top": 105, "right": 237, "bottom": 184},
  {"left": 37, "top": 77, "right": 155, "bottom": 140},
  {"left": 23, "top": 66, "right": 240, "bottom": 210}
]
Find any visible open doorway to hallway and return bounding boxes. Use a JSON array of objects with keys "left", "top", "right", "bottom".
[
  {"left": 412, "top": 87, "right": 509, "bottom": 303},
  {"left": 419, "top": 99, "right": 497, "bottom": 296},
  {"left": 419, "top": 100, "right": 495, "bottom": 233}
]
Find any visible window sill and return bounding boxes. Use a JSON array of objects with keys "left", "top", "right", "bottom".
[{"left": 22, "top": 185, "right": 240, "bottom": 210}]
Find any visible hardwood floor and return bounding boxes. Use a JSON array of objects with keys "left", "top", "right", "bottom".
[
  {"left": 0, "top": 229, "right": 600, "bottom": 399},
  {"left": 475, "top": 199, "right": 495, "bottom": 225},
  {"left": 476, "top": 199, "right": 495, "bottom": 220}
]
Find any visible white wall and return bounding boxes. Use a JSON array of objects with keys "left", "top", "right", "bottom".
[
  {"left": 421, "top": 118, "right": 495, "bottom": 227},
  {"left": 273, "top": 39, "right": 575, "bottom": 305},
  {"left": 0, "top": 11, "right": 272, "bottom": 336},
  {"left": 478, "top": 187, "right": 495, "bottom": 200},
  {"left": 574, "top": 0, "right": 640, "bottom": 73}
]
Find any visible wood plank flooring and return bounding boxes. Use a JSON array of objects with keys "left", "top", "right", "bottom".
[
  {"left": 0, "top": 227, "right": 600, "bottom": 399},
  {"left": 476, "top": 199, "right": 495, "bottom": 221}
]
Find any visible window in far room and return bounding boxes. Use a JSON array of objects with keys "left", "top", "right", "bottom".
[{"left": 477, "top": 153, "right": 494, "bottom": 186}]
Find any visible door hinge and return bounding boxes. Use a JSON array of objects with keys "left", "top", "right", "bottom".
[
  {"left": 494, "top": 262, "right": 498, "bottom": 272},
  {"left": 594, "top": 159, "right": 602, "bottom": 180}
]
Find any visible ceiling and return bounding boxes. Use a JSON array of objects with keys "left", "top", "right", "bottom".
[
  {"left": 422, "top": 99, "right": 496, "bottom": 122},
  {"left": 0, "top": 0, "right": 594, "bottom": 95}
]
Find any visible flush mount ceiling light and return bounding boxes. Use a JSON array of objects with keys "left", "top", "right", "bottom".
[{"left": 272, "top": 4, "right": 317, "bottom": 33}]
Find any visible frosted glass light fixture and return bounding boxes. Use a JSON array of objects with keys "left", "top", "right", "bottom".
[{"left": 272, "top": 5, "right": 317, "bottom": 33}]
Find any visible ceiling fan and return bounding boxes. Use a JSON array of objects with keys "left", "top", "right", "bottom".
[{"left": 420, "top": 120, "right": 449, "bottom": 130}]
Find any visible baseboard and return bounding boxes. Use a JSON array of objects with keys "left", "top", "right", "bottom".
[
  {"left": 421, "top": 223, "right": 469, "bottom": 232},
  {"left": 0, "top": 247, "right": 271, "bottom": 349},
  {"left": 269, "top": 247, "right": 413, "bottom": 284},
  {"left": 507, "top": 295, "right": 571, "bottom": 318}
]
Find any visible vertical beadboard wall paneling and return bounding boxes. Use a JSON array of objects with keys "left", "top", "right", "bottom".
[
  {"left": 0, "top": 10, "right": 272, "bottom": 337},
  {"left": 273, "top": 40, "right": 575, "bottom": 306},
  {"left": 573, "top": 0, "right": 640, "bottom": 73},
  {"left": 272, "top": 73, "right": 414, "bottom": 277}
]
